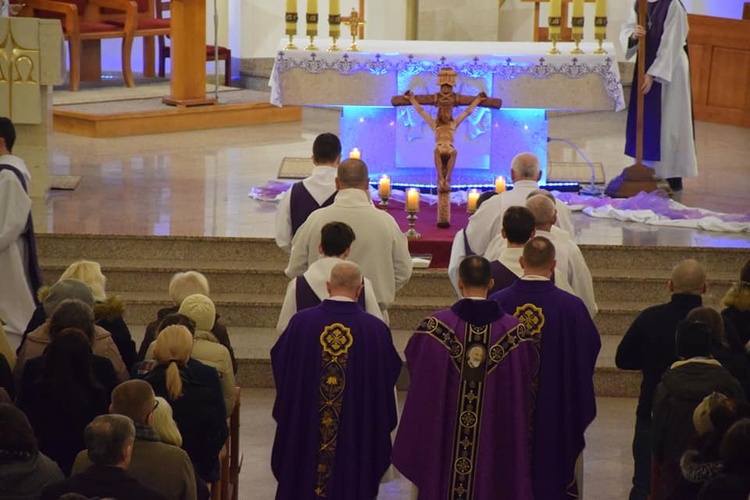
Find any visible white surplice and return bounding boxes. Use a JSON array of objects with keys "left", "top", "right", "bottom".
[{"left": 621, "top": 0, "right": 698, "bottom": 180}]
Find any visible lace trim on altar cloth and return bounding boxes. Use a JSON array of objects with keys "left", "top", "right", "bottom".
[{"left": 270, "top": 52, "right": 624, "bottom": 111}]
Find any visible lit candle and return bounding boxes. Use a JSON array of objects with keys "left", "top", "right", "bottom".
[
  {"left": 378, "top": 175, "right": 391, "bottom": 199},
  {"left": 286, "top": 0, "right": 297, "bottom": 36},
  {"left": 329, "top": 0, "right": 341, "bottom": 38},
  {"left": 548, "top": 0, "right": 562, "bottom": 37},
  {"left": 307, "top": 0, "right": 318, "bottom": 37},
  {"left": 467, "top": 189, "right": 480, "bottom": 214},
  {"left": 406, "top": 188, "right": 420, "bottom": 212},
  {"left": 572, "top": 0, "right": 584, "bottom": 37},
  {"left": 495, "top": 176, "right": 506, "bottom": 193},
  {"left": 349, "top": 148, "right": 361, "bottom": 160},
  {"left": 594, "top": 0, "right": 607, "bottom": 37}
]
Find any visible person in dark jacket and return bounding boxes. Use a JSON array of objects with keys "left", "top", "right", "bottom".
[
  {"left": 721, "top": 259, "right": 750, "bottom": 352},
  {"left": 0, "top": 403, "right": 64, "bottom": 499},
  {"left": 18, "top": 328, "right": 113, "bottom": 475},
  {"left": 651, "top": 320, "right": 746, "bottom": 500},
  {"left": 140, "top": 325, "right": 228, "bottom": 483},
  {"left": 616, "top": 259, "right": 707, "bottom": 500},
  {"left": 42, "top": 414, "right": 166, "bottom": 500},
  {"left": 697, "top": 418, "right": 750, "bottom": 500},
  {"left": 139, "top": 271, "right": 236, "bottom": 373}
]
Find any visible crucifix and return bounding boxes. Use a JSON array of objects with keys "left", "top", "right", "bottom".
[{"left": 391, "top": 68, "right": 502, "bottom": 228}]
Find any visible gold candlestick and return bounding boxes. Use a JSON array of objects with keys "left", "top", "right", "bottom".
[
  {"left": 547, "top": 16, "right": 561, "bottom": 55},
  {"left": 305, "top": 35, "right": 318, "bottom": 51},
  {"left": 594, "top": 35, "right": 607, "bottom": 54},
  {"left": 404, "top": 211, "right": 421, "bottom": 239},
  {"left": 547, "top": 33, "right": 561, "bottom": 55},
  {"left": 306, "top": 12, "right": 319, "bottom": 50},
  {"left": 594, "top": 16, "right": 608, "bottom": 54},
  {"left": 328, "top": 13, "right": 342, "bottom": 51},
  {"left": 284, "top": 34, "right": 298, "bottom": 50},
  {"left": 344, "top": 8, "right": 365, "bottom": 52},
  {"left": 284, "top": 12, "right": 299, "bottom": 50},
  {"left": 571, "top": 16, "right": 585, "bottom": 54}
]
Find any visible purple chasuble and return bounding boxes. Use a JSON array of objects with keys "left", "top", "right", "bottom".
[
  {"left": 0, "top": 164, "right": 43, "bottom": 301},
  {"left": 624, "top": 0, "right": 674, "bottom": 162},
  {"left": 488, "top": 261, "right": 519, "bottom": 295},
  {"left": 289, "top": 182, "right": 336, "bottom": 236},
  {"left": 392, "top": 299, "right": 539, "bottom": 500},
  {"left": 490, "top": 280, "right": 601, "bottom": 500},
  {"left": 271, "top": 300, "right": 401, "bottom": 500},
  {"left": 295, "top": 275, "right": 367, "bottom": 312}
]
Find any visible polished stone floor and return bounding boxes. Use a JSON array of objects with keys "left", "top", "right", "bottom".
[
  {"left": 242, "top": 389, "right": 637, "bottom": 500},
  {"left": 39, "top": 106, "right": 750, "bottom": 248}
]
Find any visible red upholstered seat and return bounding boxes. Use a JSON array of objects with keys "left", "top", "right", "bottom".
[
  {"left": 108, "top": 17, "right": 170, "bottom": 29},
  {"left": 78, "top": 21, "right": 125, "bottom": 32}
]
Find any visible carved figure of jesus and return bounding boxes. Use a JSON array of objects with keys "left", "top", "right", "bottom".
[{"left": 392, "top": 68, "right": 501, "bottom": 227}]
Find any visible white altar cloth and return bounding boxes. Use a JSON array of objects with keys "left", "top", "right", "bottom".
[{"left": 270, "top": 39, "right": 625, "bottom": 111}]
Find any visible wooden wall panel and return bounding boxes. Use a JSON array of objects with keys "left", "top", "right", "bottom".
[{"left": 706, "top": 48, "right": 750, "bottom": 109}]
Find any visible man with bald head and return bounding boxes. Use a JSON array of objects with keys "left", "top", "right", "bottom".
[
  {"left": 490, "top": 237, "right": 600, "bottom": 500},
  {"left": 72, "top": 380, "right": 198, "bottom": 500},
  {"left": 272, "top": 261, "right": 402, "bottom": 500},
  {"left": 286, "top": 159, "right": 413, "bottom": 319},
  {"left": 616, "top": 259, "right": 708, "bottom": 500},
  {"left": 461, "top": 152, "right": 574, "bottom": 257}
]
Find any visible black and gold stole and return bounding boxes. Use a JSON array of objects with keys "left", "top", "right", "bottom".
[
  {"left": 314, "top": 322, "right": 354, "bottom": 498},
  {"left": 416, "top": 317, "right": 533, "bottom": 499}
]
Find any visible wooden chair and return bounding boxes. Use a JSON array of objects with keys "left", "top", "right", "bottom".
[
  {"left": 211, "top": 387, "right": 242, "bottom": 500},
  {"left": 154, "top": 0, "right": 232, "bottom": 86},
  {"left": 20, "top": 0, "right": 137, "bottom": 91},
  {"left": 100, "top": 0, "right": 171, "bottom": 77}
]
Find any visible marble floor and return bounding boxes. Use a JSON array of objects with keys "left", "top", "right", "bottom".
[{"left": 241, "top": 389, "right": 637, "bottom": 500}]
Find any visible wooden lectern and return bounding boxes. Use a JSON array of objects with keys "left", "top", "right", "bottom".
[
  {"left": 162, "top": 0, "right": 217, "bottom": 106},
  {"left": 522, "top": 0, "right": 597, "bottom": 42}
]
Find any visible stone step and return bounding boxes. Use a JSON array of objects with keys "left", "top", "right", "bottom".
[{"left": 577, "top": 245, "right": 748, "bottom": 275}]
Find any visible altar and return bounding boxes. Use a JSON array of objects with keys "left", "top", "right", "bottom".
[{"left": 271, "top": 39, "right": 625, "bottom": 185}]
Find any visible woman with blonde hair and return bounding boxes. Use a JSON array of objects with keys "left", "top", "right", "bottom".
[
  {"left": 141, "top": 325, "right": 228, "bottom": 484},
  {"left": 151, "top": 396, "right": 182, "bottom": 447}
]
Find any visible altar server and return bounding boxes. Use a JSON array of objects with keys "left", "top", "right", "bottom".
[
  {"left": 271, "top": 261, "right": 401, "bottom": 500},
  {"left": 622, "top": 0, "right": 697, "bottom": 192},
  {"left": 463, "top": 152, "right": 573, "bottom": 256},
  {"left": 490, "top": 236, "right": 601, "bottom": 500},
  {"left": 276, "top": 221, "right": 383, "bottom": 332},
  {"left": 286, "top": 159, "right": 412, "bottom": 316},
  {"left": 0, "top": 118, "right": 42, "bottom": 344},
  {"left": 275, "top": 133, "right": 342, "bottom": 252},
  {"left": 393, "top": 256, "right": 538, "bottom": 499}
]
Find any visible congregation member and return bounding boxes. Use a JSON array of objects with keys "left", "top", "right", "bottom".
[
  {"left": 0, "top": 351, "right": 12, "bottom": 401},
  {"left": 272, "top": 262, "right": 401, "bottom": 500},
  {"left": 18, "top": 328, "right": 114, "bottom": 475},
  {"left": 23, "top": 260, "right": 137, "bottom": 368},
  {"left": 525, "top": 194, "right": 598, "bottom": 317},
  {"left": 276, "top": 132, "right": 341, "bottom": 252},
  {"left": 393, "top": 256, "right": 539, "bottom": 499},
  {"left": 651, "top": 321, "right": 745, "bottom": 500},
  {"left": 277, "top": 221, "right": 383, "bottom": 332},
  {"left": 490, "top": 236, "right": 600, "bottom": 499},
  {"left": 42, "top": 414, "right": 167, "bottom": 500},
  {"left": 141, "top": 325, "right": 228, "bottom": 484},
  {"left": 0, "top": 117, "right": 43, "bottom": 346},
  {"left": 0, "top": 403, "right": 64, "bottom": 498},
  {"left": 721, "top": 259, "right": 750, "bottom": 352},
  {"left": 698, "top": 419, "right": 750, "bottom": 499},
  {"left": 616, "top": 258, "right": 707, "bottom": 500},
  {"left": 151, "top": 396, "right": 183, "bottom": 447},
  {"left": 286, "top": 159, "right": 413, "bottom": 317},
  {"left": 73, "top": 380, "right": 198, "bottom": 500},
  {"left": 462, "top": 152, "right": 573, "bottom": 256},
  {"left": 16, "top": 293, "right": 128, "bottom": 382},
  {"left": 140, "top": 270, "right": 236, "bottom": 372},
  {"left": 0, "top": 323, "right": 16, "bottom": 371}
]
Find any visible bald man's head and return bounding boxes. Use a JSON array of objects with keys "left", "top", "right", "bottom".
[
  {"left": 525, "top": 195, "right": 556, "bottom": 230},
  {"left": 670, "top": 259, "right": 707, "bottom": 295},
  {"left": 521, "top": 236, "right": 556, "bottom": 272},
  {"left": 336, "top": 159, "right": 370, "bottom": 190},
  {"left": 510, "top": 153, "right": 541, "bottom": 181},
  {"left": 327, "top": 261, "right": 363, "bottom": 301},
  {"left": 526, "top": 189, "right": 555, "bottom": 204}
]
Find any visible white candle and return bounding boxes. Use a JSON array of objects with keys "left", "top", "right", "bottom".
[
  {"left": 349, "top": 148, "right": 361, "bottom": 160},
  {"left": 467, "top": 189, "right": 480, "bottom": 213},
  {"left": 406, "top": 188, "right": 420, "bottom": 212},
  {"left": 378, "top": 175, "right": 391, "bottom": 199},
  {"left": 595, "top": 0, "right": 607, "bottom": 37},
  {"left": 549, "top": 0, "right": 562, "bottom": 37},
  {"left": 286, "top": 0, "right": 297, "bottom": 36},
  {"left": 306, "top": 0, "right": 318, "bottom": 37},
  {"left": 495, "top": 176, "right": 506, "bottom": 194},
  {"left": 329, "top": 0, "right": 341, "bottom": 37},
  {"left": 572, "top": 0, "right": 584, "bottom": 36}
]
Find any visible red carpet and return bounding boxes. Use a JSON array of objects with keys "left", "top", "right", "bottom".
[{"left": 383, "top": 199, "right": 470, "bottom": 268}]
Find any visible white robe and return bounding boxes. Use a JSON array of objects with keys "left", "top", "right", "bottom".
[
  {"left": 0, "top": 155, "right": 35, "bottom": 343},
  {"left": 621, "top": 0, "right": 698, "bottom": 180}
]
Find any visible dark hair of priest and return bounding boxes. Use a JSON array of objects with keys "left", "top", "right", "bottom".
[
  {"left": 40, "top": 328, "right": 105, "bottom": 404},
  {"left": 675, "top": 320, "right": 713, "bottom": 360},
  {"left": 476, "top": 191, "right": 496, "bottom": 210},
  {"left": 0, "top": 402, "right": 38, "bottom": 454},
  {"left": 522, "top": 236, "right": 556, "bottom": 269},
  {"left": 720, "top": 418, "right": 750, "bottom": 476},
  {"left": 0, "top": 117, "right": 16, "bottom": 152},
  {"left": 158, "top": 313, "right": 197, "bottom": 337},
  {"left": 312, "top": 133, "right": 342, "bottom": 164},
  {"left": 320, "top": 221, "right": 356, "bottom": 257},
  {"left": 48, "top": 299, "right": 97, "bottom": 343},
  {"left": 459, "top": 256, "right": 492, "bottom": 288},
  {"left": 503, "top": 206, "right": 536, "bottom": 245}
]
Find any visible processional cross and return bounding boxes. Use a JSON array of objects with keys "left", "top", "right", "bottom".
[{"left": 391, "top": 68, "right": 502, "bottom": 228}]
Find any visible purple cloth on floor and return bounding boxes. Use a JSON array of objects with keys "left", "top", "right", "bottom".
[
  {"left": 392, "top": 299, "right": 538, "bottom": 500},
  {"left": 271, "top": 299, "right": 401, "bottom": 500},
  {"left": 491, "top": 280, "right": 601, "bottom": 500}
]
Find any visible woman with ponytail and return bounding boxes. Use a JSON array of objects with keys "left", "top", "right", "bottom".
[{"left": 140, "top": 325, "right": 228, "bottom": 483}]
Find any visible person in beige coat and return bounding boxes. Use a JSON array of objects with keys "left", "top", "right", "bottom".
[{"left": 147, "top": 294, "right": 236, "bottom": 414}]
